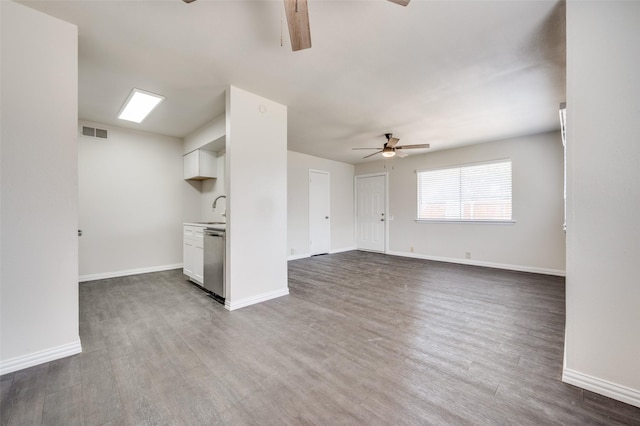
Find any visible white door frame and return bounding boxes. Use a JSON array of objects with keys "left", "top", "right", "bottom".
[
  {"left": 354, "top": 172, "right": 389, "bottom": 253},
  {"left": 309, "top": 169, "right": 331, "bottom": 255}
]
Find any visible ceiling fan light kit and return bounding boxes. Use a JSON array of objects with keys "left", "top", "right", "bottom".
[{"left": 353, "top": 133, "right": 429, "bottom": 159}]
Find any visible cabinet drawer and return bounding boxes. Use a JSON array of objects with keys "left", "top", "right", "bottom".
[
  {"left": 193, "top": 227, "right": 204, "bottom": 243},
  {"left": 184, "top": 225, "right": 196, "bottom": 238},
  {"left": 184, "top": 225, "right": 205, "bottom": 242}
]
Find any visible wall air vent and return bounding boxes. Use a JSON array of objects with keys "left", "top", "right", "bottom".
[
  {"left": 82, "top": 126, "right": 95, "bottom": 137},
  {"left": 81, "top": 126, "right": 108, "bottom": 139}
]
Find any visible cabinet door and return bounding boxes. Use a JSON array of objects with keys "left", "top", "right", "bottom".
[
  {"left": 183, "top": 150, "right": 217, "bottom": 180},
  {"left": 183, "top": 151, "right": 199, "bottom": 180},
  {"left": 193, "top": 242, "right": 204, "bottom": 284},
  {"left": 192, "top": 228, "right": 204, "bottom": 284},
  {"left": 198, "top": 150, "right": 217, "bottom": 178},
  {"left": 183, "top": 240, "right": 195, "bottom": 277}
]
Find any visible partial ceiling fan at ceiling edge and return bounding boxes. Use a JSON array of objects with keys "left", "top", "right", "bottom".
[
  {"left": 284, "top": 0, "right": 409, "bottom": 51},
  {"left": 182, "top": 0, "right": 409, "bottom": 52},
  {"left": 387, "top": 0, "right": 411, "bottom": 6},
  {"left": 283, "top": 0, "right": 312, "bottom": 51}
]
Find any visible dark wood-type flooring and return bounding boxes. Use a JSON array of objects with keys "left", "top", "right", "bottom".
[{"left": 1, "top": 251, "right": 639, "bottom": 425}]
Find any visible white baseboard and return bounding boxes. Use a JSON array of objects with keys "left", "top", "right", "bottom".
[
  {"left": 287, "top": 247, "right": 357, "bottom": 261},
  {"left": 331, "top": 246, "right": 357, "bottom": 254},
  {"left": 79, "top": 263, "right": 183, "bottom": 282},
  {"left": 225, "top": 287, "right": 289, "bottom": 311},
  {"left": 386, "top": 250, "right": 566, "bottom": 277},
  {"left": 0, "top": 340, "right": 82, "bottom": 375},
  {"left": 287, "top": 253, "right": 310, "bottom": 261},
  {"left": 563, "top": 368, "right": 640, "bottom": 408}
]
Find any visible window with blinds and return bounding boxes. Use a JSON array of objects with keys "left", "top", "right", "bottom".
[{"left": 417, "top": 160, "right": 512, "bottom": 222}]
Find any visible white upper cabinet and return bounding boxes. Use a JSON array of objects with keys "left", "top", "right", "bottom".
[{"left": 184, "top": 149, "right": 217, "bottom": 180}]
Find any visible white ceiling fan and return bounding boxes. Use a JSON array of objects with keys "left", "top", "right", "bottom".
[
  {"left": 353, "top": 133, "right": 430, "bottom": 159},
  {"left": 183, "top": 0, "right": 410, "bottom": 52}
]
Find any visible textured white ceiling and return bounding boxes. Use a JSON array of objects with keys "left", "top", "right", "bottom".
[{"left": 21, "top": 0, "right": 565, "bottom": 164}]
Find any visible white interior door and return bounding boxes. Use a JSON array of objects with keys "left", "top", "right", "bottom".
[
  {"left": 356, "top": 174, "right": 385, "bottom": 252},
  {"left": 309, "top": 170, "right": 330, "bottom": 255}
]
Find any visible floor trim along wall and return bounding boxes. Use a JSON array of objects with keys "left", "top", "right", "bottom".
[
  {"left": 563, "top": 368, "right": 640, "bottom": 409},
  {"left": 287, "top": 253, "right": 310, "bottom": 261},
  {"left": 0, "top": 340, "right": 82, "bottom": 375},
  {"left": 386, "top": 250, "right": 566, "bottom": 277},
  {"left": 287, "top": 247, "right": 357, "bottom": 262},
  {"left": 225, "top": 288, "right": 290, "bottom": 311},
  {"left": 331, "top": 246, "right": 357, "bottom": 254},
  {"left": 79, "top": 264, "right": 183, "bottom": 282}
]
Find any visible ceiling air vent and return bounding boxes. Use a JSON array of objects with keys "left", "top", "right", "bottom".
[{"left": 81, "top": 126, "right": 108, "bottom": 139}]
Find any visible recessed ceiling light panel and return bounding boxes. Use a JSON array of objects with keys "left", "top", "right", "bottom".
[{"left": 118, "top": 88, "right": 164, "bottom": 123}]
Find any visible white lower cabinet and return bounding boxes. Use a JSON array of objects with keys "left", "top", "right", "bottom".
[
  {"left": 183, "top": 225, "right": 204, "bottom": 285},
  {"left": 183, "top": 238, "right": 195, "bottom": 277},
  {"left": 193, "top": 240, "right": 204, "bottom": 283}
]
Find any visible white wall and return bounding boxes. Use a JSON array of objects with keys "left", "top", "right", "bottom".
[
  {"left": 0, "top": 1, "right": 81, "bottom": 373},
  {"left": 199, "top": 153, "right": 227, "bottom": 223},
  {"left": 182, "top": 117, "right": 227, "bottom": 223},
  {"left": 287, "top": 151, "right": 355, "bottom": 258},
  {"left": 564, "top": 1, "right": 640, "bottom": 407},
  {"left": 78, "top": 121, "right": 200, "bottom": 279},
  {"left": 225, "top": 86, "right": 288, "bottom": 309},
  {"left": 355, "top": 131, "right": 566, "bottom": 275},
  {"left": 183, "top": 114, "right": 225, "bottom": 155}
]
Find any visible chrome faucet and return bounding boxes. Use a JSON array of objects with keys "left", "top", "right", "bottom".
[{"left": 212, "top": 195, "right": 226, "bottom": 210}]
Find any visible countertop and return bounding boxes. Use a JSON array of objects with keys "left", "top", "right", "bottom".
[{"left": 184, "top": 222, "right": 226, "bottom": 231}]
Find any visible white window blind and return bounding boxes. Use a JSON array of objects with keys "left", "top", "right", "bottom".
[{"left": 417, "top": 160, "right": 512, "bottom": 221}]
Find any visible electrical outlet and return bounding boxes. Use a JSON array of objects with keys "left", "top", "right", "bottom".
[
  {"left": 410, "top": 246, "right": 414, "bottom": 253},
  {"left": 465, "top": 252, "right": 471, "bottom": 259},
  {"left": 290, "top": 249, "right": 295, "bottom": 255}
]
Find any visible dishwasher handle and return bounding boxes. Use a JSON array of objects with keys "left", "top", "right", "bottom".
[{"left": 204, "top": 230, "right": 225, "bottom": 237}]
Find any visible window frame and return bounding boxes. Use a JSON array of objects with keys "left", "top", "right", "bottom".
[{"left": 415, "top": 159, "right": 515, "bottom": 224}]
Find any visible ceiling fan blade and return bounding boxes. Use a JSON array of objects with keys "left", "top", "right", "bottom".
[
  {"left": 396, "top": 150, "right": 408, "bottom": 158},
  {"left": 387, "top": 137, "right": 400, "bottom": 148},
  {"left": 396, "top": 144, "right": 430, "bottom": 149},
  {"left": 352, "top": 147, "right": 381, "bottom": 150},
  {"left": 363, "top": 151, "right": 383, "bottom": 159},
  {"left": 387, "top": 0, "right": 410, "bottom": 6},
  {"left": 284, "top": 0, "right": 312, "bottom": 51}
]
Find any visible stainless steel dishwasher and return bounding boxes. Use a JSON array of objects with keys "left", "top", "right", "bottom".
[{"left": 203, "top": 228, "right": 225, "bottom": 301}]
